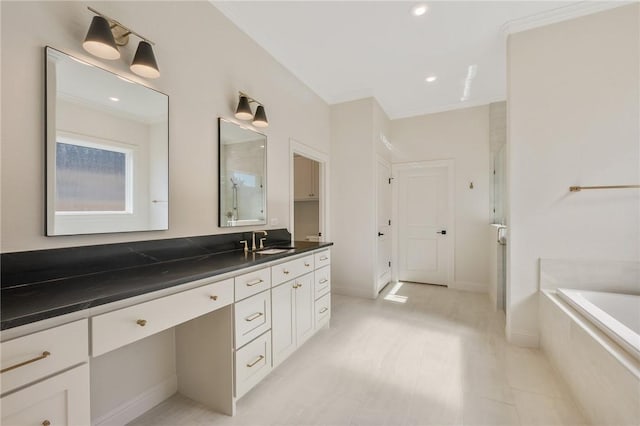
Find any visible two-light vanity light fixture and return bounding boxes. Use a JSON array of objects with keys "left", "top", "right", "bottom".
[
  {"left": 82, "top": 7, "right": 160, "bottom": 79},
  {"left": 235, "top": 92, "right": 269, "bottom": 128}
]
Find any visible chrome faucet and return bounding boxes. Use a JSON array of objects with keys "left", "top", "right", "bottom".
[{"left": 252, "top": 230, "right": 268, "bottom": 251}]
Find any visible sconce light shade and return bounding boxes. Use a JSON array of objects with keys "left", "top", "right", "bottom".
[
  {"left": 252, "top": 105, "right": 269, "bottom": 128},
  {"left": 130, "top": 41, "right": 160, "bottom": 79},
  {"left": 83, "top": 16, "right": 120, "bottom": 60},
  {"left": 235, "top": 96, "right": 253, "bottom": 120}
]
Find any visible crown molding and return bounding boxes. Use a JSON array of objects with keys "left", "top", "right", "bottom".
[{"left": 501, "top": 1, "right": 634, "bottom": 35}]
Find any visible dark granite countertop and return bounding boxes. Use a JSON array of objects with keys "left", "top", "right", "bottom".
[{"left": 1, "top": 239, "right": 332, "bottom": 330}]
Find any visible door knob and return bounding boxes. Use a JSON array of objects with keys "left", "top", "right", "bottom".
[
  {"left": 378, "top": 232, "right": 384, "bottom": 236},
  {"left": 437, "top": 230, "right": 447, "bottom": 235}
]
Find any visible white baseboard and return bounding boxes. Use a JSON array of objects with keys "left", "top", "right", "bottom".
[
  {"left": 450, "top": 281, "right": 488, "bottom": 293},
  {"left": 93, "top": 374, "right": 177, "bottom": 426}
]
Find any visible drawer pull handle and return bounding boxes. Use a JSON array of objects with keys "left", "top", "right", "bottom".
[
  {"left": 245, "top": 312, "right": 263, "bottom": 322},
  {"left": 320, "top": 256, "right": 328, "bottom": 261},
  {"left": 293, "top": 283, "right": 299, "bottom": 289},
  {"left": 42, "top": 421, "right": 51, "bottom": 426},
  {"left": 319, "top": 278, "right": 328, "bottom": 284},
  {"left": 136, "top": 319, "right": 147, "bottom": 327},
  {"left": 319, "top": 307, "right": 328, "bottom": 314},
  {"left": 246, "top": 279, "right": 263, "bottom": 287},
  {"left": 283, "top": 269, "right": 290, "bottom": 275},
  {"left": 304, "top": 262, "right": 310, "bottom": 267},
  {"left": 246, "top": 355, "right": 264, "bottom": 368},
  {"left": 210, "top": 295, "right": 218, "bottom": 301},
  {"left": 0, "top": 351, "right": 51, "bottom": 374}
]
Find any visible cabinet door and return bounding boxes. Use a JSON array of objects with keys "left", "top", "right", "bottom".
[
  {"left": 1, "top": 363, "right": 90, "bottom": 426},
  {"left": 271, "top": 282, "right": 296, "bottom": 367},
  {"left": 294, "top": 273, "right": 315, "bottom": 346},
  {"left": 294, "top": 157, "right": 313, "bottom": 200}
]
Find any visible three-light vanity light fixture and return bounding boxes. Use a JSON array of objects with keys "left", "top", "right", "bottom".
[
  {"left": 235, "top": 92, "right": 269, "bottom": 128},
  {"left": 82, "top": 7, "right": 160, "bottom": 79}
]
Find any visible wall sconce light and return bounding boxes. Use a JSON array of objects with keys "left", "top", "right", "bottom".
[
  {"left": 235, "top": 92, "right": 269, "bottom": 128},
  {"left": 83, "top": 7, "right": 160, "bottom": 79}
]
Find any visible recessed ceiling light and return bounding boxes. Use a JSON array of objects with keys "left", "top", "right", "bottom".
[
  {"left": 425, "top": 75, "right": 437, "bottom": 83},
  {"left": 411, "top": 4, "right": 428, "bottom": 17},
  {"left": 109, "top": 97, "right": 120, "bottom": 102}
]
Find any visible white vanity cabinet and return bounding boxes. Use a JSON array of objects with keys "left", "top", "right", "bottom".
[
  {"left": 234, "top": 289, "right": 271, "bottom": 349},
  {"left": 271, "top": 249, "right": 330, "bottom": 368},
  {"left": 91, "top": 278, "right": 233, "bottom": 357},
  {"left": 271, "top": 272, "right": 315, "bottom": 367},
  {"left": 1, "top": 246, "right": 331, "bottom": 422},
  {"left": 1, "top": 320, "right": 90, "bottom": 425},
  {"left": 231, "top": 265, "right": 273, "bottom": 399},
  {"left": 313, "top": 249, "right": 332, "bottom": 329},
  {"left": 1, "top": 364, "right": 90, "bottom": 426},
  {"left": 234, "top": 330, "right": 272, "bottom": 398}
]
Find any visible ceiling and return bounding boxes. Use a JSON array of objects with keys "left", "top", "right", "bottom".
[
  {"left": 213, "top": 1, "right": 618, "bottom": 119},
  {"left": 50, "top": 48, "right": 167, "bottom": 124}
]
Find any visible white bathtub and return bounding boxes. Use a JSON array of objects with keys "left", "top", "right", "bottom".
[{"left": 557, "top": 288, "right": 640, "bottom": 361}]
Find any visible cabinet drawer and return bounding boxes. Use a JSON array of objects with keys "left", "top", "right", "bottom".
[
  {"left": 92, "top": 278, "right": 233, "bottom": 356},
  {"left": 234, "top": 290, "right": 271, "bottom": 349},
  {"left": 1, "top": 320, "right": 88, "bottom": 395},
  {"left": 315, "top": 293, "right": 331, "bottom": 328},
  {"left": 314, "top": 249, "right": 331, "bottom": 268},
  {"left": 1, "top": 363, "right": 90, "bottom": 426},
  {"left": 235, "top": 330, "right": 271, "bottom": 399},
  {"left": 272, "top": 255, "right": 314, "bottom": 286},
  {"left": 235, "top": 267, "right": 271, "bottom": 301},
  {"left": 314, "top": 266, "right": 331, "bottom": 300}
]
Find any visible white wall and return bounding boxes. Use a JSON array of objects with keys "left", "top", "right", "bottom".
[
  {"left": 390, "top": 106, "right": 491, "bottom": 291},
  {"left": 373, "top": 99, "right": 393, "bottom": 164},
  {"left": 1, "top": 1, "right": 330, "bottom": 252},
  {"left": 506, "top": 4, "right": 640, "bottom": 346},
  {"left": 330, "top": 98, "right": 378, "bottom": 298}
]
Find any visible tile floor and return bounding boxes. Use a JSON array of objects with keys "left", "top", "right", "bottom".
[{"left": 129, "top": 283, "right": 587, "bottom": 425}]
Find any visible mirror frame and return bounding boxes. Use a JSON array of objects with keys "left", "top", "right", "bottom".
[
  {"left": 217, "top": 117, "right": 267, "bottom": 228},
  {"left": 45, "top": 46, "right": 170, "bottom": 236}
]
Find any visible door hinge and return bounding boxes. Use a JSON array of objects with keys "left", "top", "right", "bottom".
[
  {"left": 388, "top": 261, "right": 391, "bottom": 268},
  {"left": 388, "top": 219, "right": 391, "bottom": 226},
  {"left": 493, "top": 170, "right": 496, "bottom": 175},
  {"left": 388, "top": 178, "right": 392, "bottom": 184},
  {"left": 318, "top": 232, "right": 322, "bottom": 237}
]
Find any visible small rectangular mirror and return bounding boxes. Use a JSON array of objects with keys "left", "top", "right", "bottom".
[
  {"left": 45, "top": 47, "right": 169, "bottom": 236},
  {"left": 218, "top": 118, "right": 267, "bottom": 227}
]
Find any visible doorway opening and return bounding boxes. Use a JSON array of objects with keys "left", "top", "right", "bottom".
[
  {"left": 293, "top": 154, "right": 321, "bottom": 241},
  {"left": 290, "top": 139, "right": 329, "bottom": 243}
]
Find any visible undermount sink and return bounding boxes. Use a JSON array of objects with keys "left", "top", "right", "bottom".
[{"left": 256, "top": 248, "right": 292, "bottom": 255}]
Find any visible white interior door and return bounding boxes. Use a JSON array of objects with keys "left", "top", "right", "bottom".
[
  {"left": 376, "top": 159, "right": 392, "bottom": 292},
  {"left": 397, "top": 163, "right": 452, "bottom": 285}
]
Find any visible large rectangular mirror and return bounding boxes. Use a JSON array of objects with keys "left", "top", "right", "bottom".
[
  {"left": 45, "top": 47, "right": 169, "bottom": 236},
  {"left": 218, "top": 118, "right": 267, "bottom": 227}
]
